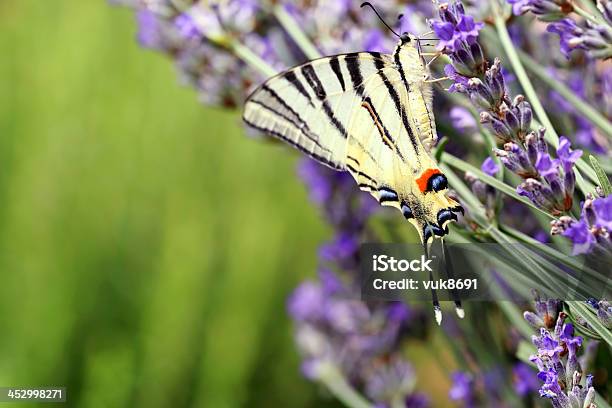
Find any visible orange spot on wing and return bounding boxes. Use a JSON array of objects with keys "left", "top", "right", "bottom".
[{"left": 416, "top": 168, "right": 441, "bottom": 193}]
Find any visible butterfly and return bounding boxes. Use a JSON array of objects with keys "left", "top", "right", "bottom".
[{"left": 242, "top": 3, "right": 464, "bottom": 323}]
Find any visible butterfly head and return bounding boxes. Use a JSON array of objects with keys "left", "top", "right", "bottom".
[{"left": 399, "top": 32, "right": 417, "bottom": 45}]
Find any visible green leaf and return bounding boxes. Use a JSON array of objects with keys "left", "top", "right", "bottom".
[
  {"left": 434, "top": 136, "right": 449, "bottom": 162},
  {"left": 590, "top": 155, "right": 612, "bottom": 196},
  {"left": 595, "top": 392, "right": 612, "bottom": 408},
  {"left": 498, "top": 301, "right": 533, "bottom": 339},
  {"left": 567, "top": 301, "right": 612, "bottom": 348},
  {"left": 516, "top": 341, "right": 536, "bottom": 366},
  {"left": 516, "top": 49, "right": 612, "bottom": 138}
]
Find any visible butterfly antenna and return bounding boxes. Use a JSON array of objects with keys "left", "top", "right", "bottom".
[
  {"left": 416, "top": 31, "right": 440, "bottom": 44},
  {"left": 423, "top": 238, "right": 442, "bottom": 325},
  {"left": 441, "top": 238, "right": 464, "bottom": 319},
  {"left": 360, "top": 2, "right": 401, "bottom": 38}
]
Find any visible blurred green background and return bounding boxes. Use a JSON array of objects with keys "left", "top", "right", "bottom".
[{"left": 0, "top": 1, "right": 348, "bottom": 406}]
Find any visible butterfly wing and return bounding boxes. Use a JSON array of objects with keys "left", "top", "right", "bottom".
[
  {"left": 243, "top": 50, "right": 460, "bottom": 243},
  {"left": 243, "top": 52, "right": 393, "bottom": 171},
  {"left": 343, "top": 60, "right": 461, "bottom": 242}
]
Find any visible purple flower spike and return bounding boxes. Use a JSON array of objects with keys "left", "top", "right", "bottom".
[
  {"left": 481, "top": 157, "right": 500, "bottom": 177},
  {"left": 456, "top": 15, "right": 484, "bottom": 44},
  {"left": 449, "top": 371, "right": 475, "bottom": 405},
  {"left": 513, "top": 363, "right": 539, "bottom": 396},
  {"left": 137, "top": 10, "right": 164, "bottom": 49},
  {"left": 175, "top": 13, "right": 202, "bottom": 41},
  {"left": 525, "top": 292, "right": 596, "bottom": 407},
  {"left": 287, "top": 281, "right": 326, "bottom": 322},
  {"left": 508, "top": 0, "right": 533, "bottom": 15},
  {"left": 432, "top": 2, "right": 485, "bottom": 74},
  {"left": 562, "top": 220, "right": 596, "bottom": 255},
  {"left": 535, "top": 153, "right": 560, "bottom": 177},
  {"left": 517, "top": 1, "right": 612, "bottom": 59},
  {"left": 556, "top": 136, "right": 583, "bottom": 172},
  {"left": 547, "top": 18, "right": 583, "bottom": 57},
  {"left": 593, "top": 195, "right": 612, "bottom": 230},
  {"left": 553, "top": 194, "right": 612, "bottom": 254},
  {"left": 364, "top": 356, "right": 417, "bottom": 405},
  {"left": 432, "top": 21, "right": 457, "bottom": 50}
]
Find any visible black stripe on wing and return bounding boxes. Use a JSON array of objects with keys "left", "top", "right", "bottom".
[
  {"left": 346, "top": 163, "right": 377, "bottom": 185},
  {"left": 300, "top": 64, "right": 349, "bottom": 139},
  {"left": 247, "top": 99, "right": 333, "bottom": 155},
  {"left": 283, "top": 71, "right": 314, "bottom": 107},
  {"left": 374, "top": 54, "right": 421, "bottom": 161},
  {"left": 243, "top": 118, "right": 343, "bottom": 170},
  {"left": 347, "top": 53, "right": 407, "bottom": 163},
  {"left": 329, "top": 56, "right": 346, "bottom": 92}
]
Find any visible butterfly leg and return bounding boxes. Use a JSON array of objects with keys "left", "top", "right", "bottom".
[
  {"left": 418, "top": 30, "right": 435, "bottom": 38},
  {"left": 424, "top": 52, "right": 443, "bottom": 68},
  {"left": 423, "top": 76, "right": 449, "bottom": 84}
]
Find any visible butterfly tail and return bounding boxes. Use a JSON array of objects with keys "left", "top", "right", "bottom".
[
  {"left": 442, "top": 239, "right": 465, "bottom": 319},
  {"left": 423, "top": 242, "right": 442, "bottom": 325}
]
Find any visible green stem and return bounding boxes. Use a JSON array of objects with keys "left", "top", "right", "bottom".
[
  {"left": 516, "top": 49, "right": 612, "bottom": 137},
  {"left": 501, "top": 225, "right": 607, "bottom": 286},
  {"left": 577, "top": 0, "right": 605, "bottom": 18},
  {"left": 231, "top": 41, "right": 277, "bottom": 77},
  {"left": 572, "top": 3, "right": 607, "bottom": 25},
  {"left": 319, "top": 365, "right": 373, "bottom": 408},
  {"left": 567, "top": 301, "right": 612, "bottom": 348},
  {"left": 491, "top": 3, "right": 596, "bottom": 194},
  {"left": 498, "top": 301, "right": 533, "bottom": 338},
  {"left": 273, "top": 5, "right": 322, "bottom": 60}
]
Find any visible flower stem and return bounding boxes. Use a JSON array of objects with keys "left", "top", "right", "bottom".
[
  {"left": 572, "top": 3, "right": 607, "bottom": 26},
  {"left": 319, "top": 365, "right": 373, "bottom": 408},
  {"left": 498, "top": 301, "right": 533, "bottom": 338},
  {"left": 231, "top": 41, "right": 277, "bottom": 77},
  {"left": 567, "top": 301, "right": 612, "bottom": 348},
  {"left": 273, "top": 5, "right": 322, "bottom": 60},
  {"left": 516, "top": 49, "right": 612, "bottom": 138},
  {"left": 491, "top": 2, "right": 597, "bottom": 194},
  {"left": 501, "top": 225, "right": 607, "bottom": 286}
]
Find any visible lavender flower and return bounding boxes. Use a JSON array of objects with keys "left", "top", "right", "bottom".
[
  {"left": 508, "top": 0, "right": 574, "bottom": 22},
  {"left": 524, "top": 294, "right": 598, "bottom": 408},
  {"left": 288, "top": 275, "right": 427, "bottom": 405},
  {"left": 432, "top": 2, "right": 582, "bottom": 217},
  {"left": 449, "top": 106, "right": 477, "bottom": 133},
  {"left": 363, "top": 356, "right": 421, "bottom": 407},
  {"left": 448, "top": 371, "right": 476, "bottom": 407},
  {"left": 509, "top": 135, "right": 581, "bottom": 215},
  {"left": 551, "top": 194, "right": 612, "bottom": 255},
  {"left": 465, "top": 157, "right": 499, "bottom": 218},
  {"left": 136, "top": 9, "right": 179, "bottom": 50},
  {"left": 513, "top": 362, "right": 540, "bottom": 396},
  {"left": 291, "top": 156, "right": 429, "bottom": 405},
  {"left": 509, "top": 0, "right": 612, "bottom": 59},
  {"left": 548, "top": 18, "right": 612, "bottom": 59},
  {"left": 523, "top": 289, "right": 562, "bottom": 329}
]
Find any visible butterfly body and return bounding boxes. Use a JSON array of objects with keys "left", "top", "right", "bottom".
[{"left": 243, "top": 34, "right": 462, "bottom": 244}]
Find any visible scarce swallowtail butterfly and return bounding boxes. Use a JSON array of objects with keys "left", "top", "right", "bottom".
[{"left": 242, "top": 3, "right": 465, "bottom": 323}]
